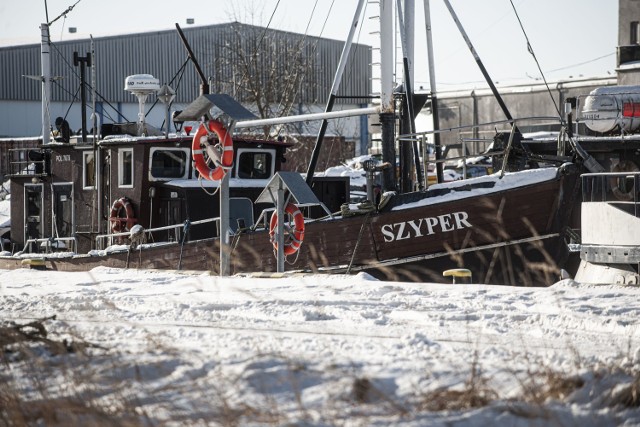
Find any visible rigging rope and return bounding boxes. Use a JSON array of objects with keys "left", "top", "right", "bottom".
[
  {"left": 508, "top": 0, "right": 562, "bottom": 120},
  {"left": 47, "top": 0, "right": 81, "bottom": 26},
  {"left": 272, "top": 0, "right": 321, "bottom": 130}
]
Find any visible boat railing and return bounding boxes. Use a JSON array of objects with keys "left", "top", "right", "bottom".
[
  {"left": 253, "top": 203, "right": 333, "bottom": 231},
  {"left": 5, "top": 147, "right": 50, "bottom": 177},
  {"left": 95, "top": 217, "right": 221, "bottom": 250},
  {"left": 23, "top": 236, "right": 78, "bottom": 254},
  {"left": 397, "top": 116, "right": 562, "bottom": 180},
  {"left": 581, "top": 171, "right": 640, "bottom": 217}
]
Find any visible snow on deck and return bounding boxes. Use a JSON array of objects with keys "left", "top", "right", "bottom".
[{"left": 392, "top": 166, "right": 559, "bottom": 210}]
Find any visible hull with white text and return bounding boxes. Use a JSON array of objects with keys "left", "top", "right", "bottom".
[{"left": 0, "top": 164, "right": 581, "bottom": 286}]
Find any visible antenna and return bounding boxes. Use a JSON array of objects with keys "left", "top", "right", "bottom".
[
  {"left": 124, "top": 74, "right": 160, "bottom": 135},
  {"left": 44, "top": 0, "right": 50, "bottom": 24}
]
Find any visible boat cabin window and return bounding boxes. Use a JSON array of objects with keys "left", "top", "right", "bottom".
[
  {"left": 118, "top": 148, "right": 134, "bottom": 188},
  {"left": 82, "top": 151, "right": 95, "bottom": 189},
  {"left": 235, "top": 148, "right": 275, "bottom": 179},
  {"left": 149, "top": 148, "right": 190, "bottom": 181},
  {"left": 632, "top": 21, "right": 640, "bottom": 44}
]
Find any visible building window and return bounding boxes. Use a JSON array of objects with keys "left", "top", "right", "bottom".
[
  {"left": 118, "top": 148, "right": 133, "bottom": 188},
  {"left": 631, "top": 21, "right": 640, "bottom": 44},
  {"left": 149, "top": 148, "right": 189, "bottom": 180},
  {"left": 83, "top": 151, "right": 95, "bottom": 189}
]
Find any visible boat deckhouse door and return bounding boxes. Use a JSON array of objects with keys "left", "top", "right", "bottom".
[
  {"left": 52, "top": 183, "right": 73, "bottom": 245},
  {"left": 167, "top": 198, "right": 182, "bottom": 242},
  {"left": 24, "top": 184, "right": 44, "bottom": 245}
]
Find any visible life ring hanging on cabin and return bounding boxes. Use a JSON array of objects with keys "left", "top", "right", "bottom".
[
  {"left": 191, "top": 120, "right": 234, "bottom": 181},
  {"left": 109, "top": 197, "right": 137, "bottom": 233},
  {"left": 269, "top": 203, "right": 305, "bottom": 256},
  {"left": 610, "top": 160, "right": 639, "bottom": 201}
]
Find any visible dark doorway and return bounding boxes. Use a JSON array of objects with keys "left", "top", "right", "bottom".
[
  {"left": 53, "top": 184, "right": 73, "bottom": 240},
  {"left": 24, "top": 184, "right": 44, "bottom": 244}
]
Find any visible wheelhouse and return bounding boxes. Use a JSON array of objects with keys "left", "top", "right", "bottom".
[{"left": 6, "top": 134, "right": 308, "bottom": 253}]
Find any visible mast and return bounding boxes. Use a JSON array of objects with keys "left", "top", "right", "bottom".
[
  {"left": 175, "top": 23, "right": 209, "bottom": 96},
  {"left": 379, "top": 0, "right": 396, "bottom": 192},
  {"left": 74, "top": 51, "right": 91, "bottom": 142},
  {"left": 442, "top": 0, "right": 516, "bottom": 128},
  {"left": 304, "top": 0, "right": 367, "bottom": 186},
  {"left": 423, "top": 0, "right": 443, "bottom": 184},
  {"left": 90, "top": 36, "right": 102, "bottom": 235},
  {"left": 40, "top": 23, "right": 51, "bottom": 145},
  {"left": 396, "top": 0, "right": 424, "bottom": 192}
]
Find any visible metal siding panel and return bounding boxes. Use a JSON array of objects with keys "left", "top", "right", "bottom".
[{"left": 0, "top": 22, "right": 372, "bottom": 109}]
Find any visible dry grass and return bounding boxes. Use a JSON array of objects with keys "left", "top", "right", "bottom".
[{"left": 2, "top": 317, "right": 639, "bottom": 426}]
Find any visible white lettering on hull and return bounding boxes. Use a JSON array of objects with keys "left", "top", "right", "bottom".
[{"left": 380, "top": 211, "right": 472, "bottom": 243}]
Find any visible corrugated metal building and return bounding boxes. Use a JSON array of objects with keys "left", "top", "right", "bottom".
[
  {"left": 0, "top": 22, "right": 372, "bottom": 139},
  {"left": 431, "top": 76, "right": 618, "bottom": 150}
]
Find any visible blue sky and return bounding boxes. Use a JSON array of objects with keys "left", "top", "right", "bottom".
[{"left": 0, "top": 0, "right": 618, "bottom": 88}]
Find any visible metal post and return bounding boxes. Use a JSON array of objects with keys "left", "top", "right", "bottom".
[
  {"left": 442, "top": 0, "right": 516, "bottom": 127},
  {"left": 219, "top": 172, "right": 230, "bottom": 276},
  {"left": 380, "top": 0, "right": 396, "bottom": 192},
  {"left": 90, "top": 36, "right": 101, "bottom": 235},
  {"left": 276, "top": 183, "right": 285, "bottom": 272},
  {"left": 305, "top": 0, "right": 367, "bottom": 185},
  {"left": 40, "top": 24, "right": 51, "bottom": 145},
  {"left": 74, "top": 52, "right": 91, "bottom": 143},
  {"left": 423, "top": 0, "right": 443, "bottom": 183}
]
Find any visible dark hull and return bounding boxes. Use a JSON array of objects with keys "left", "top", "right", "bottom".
[{"left": 0, "top": 166, "right": 581, "bottom": 286}]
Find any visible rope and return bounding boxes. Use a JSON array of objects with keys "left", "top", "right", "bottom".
[
  {"left": 509, "top": 0, "right": 561, "bottom": 120},
  {"left": 177, "top": 220, "right": 191, "bottom": 270},
  {"left": 273, "top": 0, "right": 321, "bottom": 118},
  {"left": 47, "top": 0, "right": 81, "bottom": 26},
  {"left": 198, "top": 177, "right": 220, "bottom": 196},
  {"left": 346, "top": 212, "right": 372, "bottom": 275}
]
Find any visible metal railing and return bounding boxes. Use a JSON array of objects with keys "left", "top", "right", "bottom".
[
  {"left": 95, "top": 216, "right": 221, "bottom": 250},
  {"left": 581, "top": 171, "right": 640, "bottom": 218},
  {"left": 6, "top": 148, "right": 49, "bottom": 177},
  {"left": 24, "top": 236, "right": 78, "bottom": 254},
  {"left": 396, "top": 116, "right": 564, "bottom": 185}
]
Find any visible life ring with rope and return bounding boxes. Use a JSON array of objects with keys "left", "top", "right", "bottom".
[
  {"left": 191, "top": 120, "right": 234, "bottom": 181},
  {"left": 269, "top": 203, "right": 305, "bottom": 256},
  {"left": 109, "top": 197, "right": 137, "bottom": 233},
  {"left": 610, "top": 160, "right": 639, "bottom": 201}
]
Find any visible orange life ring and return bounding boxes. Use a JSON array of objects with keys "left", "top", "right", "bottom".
[
  {"left": 191, "top": 120, "right": 234, "bottom": 181},
  {"left": 269, "top": 203, "right": 305, "bottom": 256},
  {"left": 109, "top": 197, "right": 136, "bottom": 233},
  {"left": 610, "top": 160, "right": 639, "bottom": 201}
]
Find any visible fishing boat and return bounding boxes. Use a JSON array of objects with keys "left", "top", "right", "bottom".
[{"left": 1, "top": 0, "right": 638, "bottom": 286}]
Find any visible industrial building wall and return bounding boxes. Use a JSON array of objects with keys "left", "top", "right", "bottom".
[
  {"left": 0, "top": 99, "right": 366, "bottom": 141},
  {"left": 0, "top": 22, "right": 372, "bottom": 138},
  {"left": 430, "top": 76, "right": 617, "bottom": 153}
]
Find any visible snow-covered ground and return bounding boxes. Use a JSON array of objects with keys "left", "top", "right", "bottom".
[{"left": 2, "top": 267, "right": 640, "bottom": 425}]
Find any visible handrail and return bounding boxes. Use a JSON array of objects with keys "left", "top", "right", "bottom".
[
  {"left": 253, "top": 203, "right": 333, "bottom": 231},
  {"left": 396, "top": 116, "right": 561, "bottom": 141},
  {"left": 581, "top": 171, "right": 640, "bottom": 217},
  {"left": 95, "top": 216, "right": 221, "bottom": 250},
  {"left": 24, "top": 237, "right": 77, "bottom": 254}
]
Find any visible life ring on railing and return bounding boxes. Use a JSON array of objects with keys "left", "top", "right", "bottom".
[
  {"left": 191, "top": 120, "right": 234, "bottom": 181},
  {"left": 610, "top": 160, "right": 639, "bottom": 201},
  {"left": 109, "top": 197, "right": 137, "bottom": 233},
  {"left": 269, "top": 203, "right": 305, "bottom": 256}
]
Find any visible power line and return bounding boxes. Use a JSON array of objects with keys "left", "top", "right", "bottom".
[{"left": 546, "top": 52, "right": 615, "bottom": 74}]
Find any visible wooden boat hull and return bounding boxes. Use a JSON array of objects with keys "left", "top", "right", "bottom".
[{"left": 0, "top": 166, "right": 581, "bottom": 286}]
